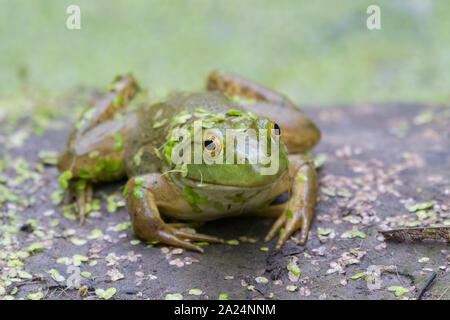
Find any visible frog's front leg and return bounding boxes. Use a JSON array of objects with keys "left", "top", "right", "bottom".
[
  {"left": 264, "top": 154, "right": 318, "bottom": 249},
  {"left": 126, "top": 174, "right": 224, "bottom": 253}
]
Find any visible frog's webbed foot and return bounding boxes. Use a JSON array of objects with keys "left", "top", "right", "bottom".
[
  {"left": 264, "top": 206, "right": 311, "bottom": 249},
  {"left": 63, "top": 179, "right": 94, "bottom": 225},
  {"left": 126, "top": 174, "right": 224, "bottom": 253},
  {"left": 264, "top": 155, "right": 318, "bottom": 249}
]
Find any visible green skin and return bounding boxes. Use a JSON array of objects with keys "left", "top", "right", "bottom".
[{"left": 58, "top": 73, "right": 321, "bottom": 253}]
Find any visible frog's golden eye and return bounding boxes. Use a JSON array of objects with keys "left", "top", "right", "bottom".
[
  {"left": 270, "top": 122, "right": 281, "bottom": 137},
  {"left": 203, "top": 135, "right": 222, "bottom": 157}
]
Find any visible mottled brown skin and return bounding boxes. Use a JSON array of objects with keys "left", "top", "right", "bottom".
[{"left": 58, "top": 72, "right": 321, "bottom": 253}]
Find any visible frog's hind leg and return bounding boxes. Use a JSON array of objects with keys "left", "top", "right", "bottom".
[
  {"left": 58, "top": 75, "right": 139, "bottom": 223},
  {"left": 207, "top": 71, "right": 296, "bottom": 107},
  {"left": 73, "top": 74, "right": 139, "bottom": 138},
  {"left": 206, "top": 72, "right": 320, "bottom": 153},
  {"left": 126, "top": 174, "right": 224, "bottom": 253}
]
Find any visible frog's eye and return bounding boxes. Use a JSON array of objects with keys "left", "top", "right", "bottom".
[
  {"left": 203, "top": 135, "right": 222, "bottom": 157},
  {"left": 270, "top": 122, "right": 281, "bottom": 137}
]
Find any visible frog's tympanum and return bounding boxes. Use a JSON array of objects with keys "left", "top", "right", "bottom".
[{"left": 58, "top": 72, "right": 321, "bottom": 253}]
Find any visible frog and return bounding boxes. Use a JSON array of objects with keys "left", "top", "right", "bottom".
[{"left": 57, "top": 72, "right": 321, "bottom": 253}]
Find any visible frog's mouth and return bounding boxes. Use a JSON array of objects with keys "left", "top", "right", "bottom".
[
  {"left": 172, "top": 153, "right": 289, "bottom": 188},
  {"left": 169, "top": 169, "right": 287, "bottom": 191}
]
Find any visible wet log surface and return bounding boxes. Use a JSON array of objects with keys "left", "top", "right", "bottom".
[{"left": 1, "top": 102, "right": 449, "bottom": 300}]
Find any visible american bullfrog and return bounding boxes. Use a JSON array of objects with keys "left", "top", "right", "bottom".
[{"left": 58, "top": 72, "right": 321, "bottom": 253}]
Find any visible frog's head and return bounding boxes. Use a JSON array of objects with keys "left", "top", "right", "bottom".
[{"left": 163, "top": 107, "right": 289, "bottom": 188}]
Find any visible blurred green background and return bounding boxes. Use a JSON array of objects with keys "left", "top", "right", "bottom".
[{"left": 1, "top": 0, "right": 449, "bottom": 106}]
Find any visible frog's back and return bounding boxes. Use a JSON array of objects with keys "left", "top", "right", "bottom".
[{"left": 124, "top": 91, "right": 240, "bottom": 176}]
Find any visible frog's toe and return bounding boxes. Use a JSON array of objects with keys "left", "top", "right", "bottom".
[
  {"left": 156, "top": 229, "right": 205, "bottom": 253},
  {"left": 63, "top": 188, "right": 74, "bottom": 205},
  {"left": 264, "top": 210, "right": 311, "bottom": 249},
  {"left": 172, "top": 229, "right": 225, "bottom": 244},
  {"left": 168, "top": 222, "right": 205, "bottom": 229},
  {"left": 297, "top": 215, "right": 310, "bottom": 246},
  {"left": 275, "top": 225, "right": 294, "bottom": 249},
  {"left": 264, "top": 214, "right": 286, "bottom": 242},
  {"left": 70, "top": 180, "right": 93, "bottom": 225},
  {"left": 275, "top": 214, "right": 311, "bottom": 249}
]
